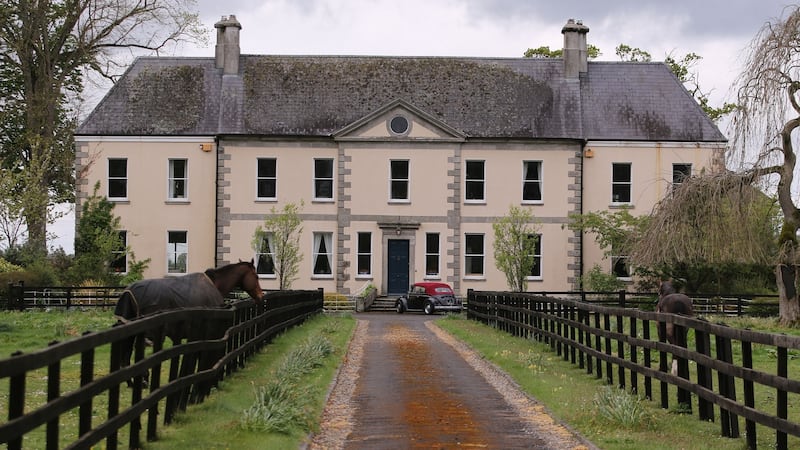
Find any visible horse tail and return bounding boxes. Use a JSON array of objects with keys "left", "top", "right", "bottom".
[{"left": 114, "top": 289, "right": 140, "bottom": 322}]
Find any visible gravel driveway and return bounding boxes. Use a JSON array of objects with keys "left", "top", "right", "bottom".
[{"left": 308, "top": 313, "right": 596, "bottom": 449}]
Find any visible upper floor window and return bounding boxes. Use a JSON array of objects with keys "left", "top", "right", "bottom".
[
  {"left": 168, "top": 159, "right": 188, "bottom": 200},
  {"left": 425, "top": 233, "right": 440, "bottom": 278},
  {"left": 312, "top": 232, "right": 333, "bottom": 276},
  {"left": 254, "top": 233, "right": 275, "bottom": 276},
  {"left": 464, "top": 233, "right": 484, "bottom": 277},
  {"left": 108, "top": 158, "right": 128, "bottom": 200},
  {"left": 357, "top": 232, "right": 371, "bottom": 276},
  {"left": 612, "top": 163, "right": 632, "bottom": 204},
  {"left": 314, "top": 158, "right": 334, "bottom": 201},
  {"left": 523, "top": 161, "right": 543, "bottom": 203},
  {"left": 672, "top": 163, "right": 692, "bottom": 190},
  {"left": 390, "top": 160, "right": 409, "bottom": 202},
  {"left": 257, "top": 158, "right": 277, "bottom": 200},
  {"left": 110, "top": 231, "right": 127, "bottom": 273},
  {"left": 527, "top": 233, "right": 542, "bottom": 279},
  {"left": 465, "top": 160, "right": 485, "bottom": 202},
  {"left": 167, "top": 231, "right": 188, "bottom": 274}
]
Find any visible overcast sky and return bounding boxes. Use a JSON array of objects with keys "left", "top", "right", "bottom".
[{"left": 50, "top": 0, "right": 796, "bottom": 253}]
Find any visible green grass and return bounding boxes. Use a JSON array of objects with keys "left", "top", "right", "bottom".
[{"left": 437, "top": 314, "right": 800, "bottom": 450}]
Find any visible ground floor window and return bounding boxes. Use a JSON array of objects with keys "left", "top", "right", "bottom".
[
  {"left": 313, "top": 232, "right": 333, "bottom": 276},
  {"left": 464, "top": 233, "right": 484, "bottom": 277},
  {"left": 110, "top": 230, "right": 127, "bottom": 273},
  {"left": 167, "top": 231, "right": 187, "bottom": 274},
  {"left": 527, "top": 233, "right": 542, "bottom": 279},
  {"left": 357, "top": 232, "right": 371, "bottom": 276},
  {"left": 425, "top": 233, "right": 440, "bottom": 277},
  {"left": 255, "top": 233, "right": 275, "bottom": 276}
]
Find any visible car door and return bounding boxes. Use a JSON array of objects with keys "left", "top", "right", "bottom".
[{"left": 408, "top": 285, "right": 424, "bottom": 310}]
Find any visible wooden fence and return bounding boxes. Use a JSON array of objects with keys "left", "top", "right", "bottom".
[
  {"left": 467, "top": 290, "right": 800, "bottom": 450},
  {"left": 0, "top": 289, "right": 324, "bottom": 450}
]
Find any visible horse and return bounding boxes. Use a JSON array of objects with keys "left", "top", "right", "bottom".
[
  {"left": 656, "top": 280, "right": 694, "bottom": 375},
  {"left": 114, "top": 260, "right": 264, "bottom": 380}
]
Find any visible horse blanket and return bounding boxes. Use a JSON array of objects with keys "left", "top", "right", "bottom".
[{"left": 114, "top": 272, "right": 224, "bottom": 321}]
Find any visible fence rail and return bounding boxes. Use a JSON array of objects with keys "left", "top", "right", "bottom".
[
  {"left": 0, "top": 289, "right": 324, "bottom": 450},
  {"left": 466, "top": 290, "right": 799, "bottom": 450}
]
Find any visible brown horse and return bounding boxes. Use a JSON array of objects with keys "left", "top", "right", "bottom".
[
  {"left": 114, "top": 260, "right": 264, "bottom": 375},
  {"left": 656, "top": 280, "right": 694, "bottom": 375}
]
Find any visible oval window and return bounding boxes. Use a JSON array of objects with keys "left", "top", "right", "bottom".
[{"left": 389, "top": 116, "right": 409, "bottom": 135}]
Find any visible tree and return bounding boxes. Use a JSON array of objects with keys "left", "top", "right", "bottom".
[
  {"left": 723, "top": 5, "right": 800, "bottom": 324},
  {"left": 493, "top": 205, "right": 540, "bottom": 292},
  {"left": 523, "top": 44, "right": 601, "bottom": 59},
  {"left": 0, "top": 1, "right": 206, "bottom": 255},
  {"left": 252, "top": 202, "right": 303, "bottom": 290},
  {"left": 69, "top": 182, "right": 144, "bottom": 285}
]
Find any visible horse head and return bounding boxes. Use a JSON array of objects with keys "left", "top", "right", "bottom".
[{"left": 239, "top": 259, "right": 264, "bottom": 303}]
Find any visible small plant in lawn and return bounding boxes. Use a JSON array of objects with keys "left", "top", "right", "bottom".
[
  {"left": 240, "top": 334, "right": 333, "bottom": 433},
  {"left": 593, "top": 385, "right": 653, "bottom": 428}
]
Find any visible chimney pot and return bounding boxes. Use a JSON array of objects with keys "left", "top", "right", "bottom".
[
  {"left": 561, "top": 18, "right": 589, "bottom": 79},
  {"left": 214, "top": 14, "right": 242, "bottom": 74}
]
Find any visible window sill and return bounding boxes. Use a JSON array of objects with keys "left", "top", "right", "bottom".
[
  {"left": 521, "top": 200, "right": 544, "bottom": 205},
  {"left": 257, "top": 274, "right": 277, "bottom": 279},
  {"left": 388, "top": 199, "right": 410, "bottom": 204},
  {"left": 312, "top": 198, "right": 335, "bottom": 203},
  {"left": 311, "top": 274, "right": 334, "bottom": 280},
  {"left": 424, "top": 275, "right": 441, "bottom": 280},
  {"left": 165, "top": 199, "right": 190, "bottom": 204},
  {"left": 464, "top": 199, "right": 486, "bottom": 204},
  {"left": 355, "top": 274, "right": 373, "bottom": 280},
  {"left": 526, "top": 277, "right": 544, "bottom": 282},
  {"left": 463, "top": 276, "right": 486, "bottom": 281},
  {"left": 109, "top": 198, "right": 129, "bottom": 204},
  {"left": 609, "top": 203, "right": 634, "bottom": 209}
]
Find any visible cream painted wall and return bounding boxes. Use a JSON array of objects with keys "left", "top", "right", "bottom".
[{"left": 78, "top": 139, "right": 217, "bottom": 278}]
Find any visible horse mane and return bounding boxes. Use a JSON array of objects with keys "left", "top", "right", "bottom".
[{"left": 204, "top": 260, "right": 255, "bottom": 281}]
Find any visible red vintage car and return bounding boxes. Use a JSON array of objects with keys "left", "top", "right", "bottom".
[{"left": 395, "top": 282, "right": 462, "bottom": 315}]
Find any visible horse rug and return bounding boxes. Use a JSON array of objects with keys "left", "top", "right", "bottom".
[{"left": 115, "top": 272, "right": 224, "bottom": 321}]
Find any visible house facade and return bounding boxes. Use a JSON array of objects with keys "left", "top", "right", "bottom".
[{"left": 75, "top": 16, "right": 726, "bottom": 296}]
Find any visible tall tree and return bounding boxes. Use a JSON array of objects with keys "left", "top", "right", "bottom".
[
  {"left": 725, "top": 5, "right": 800, "bottom": 324},
  {"left": 493, "top": 205, "right": 540, "bottom": 292},
  {"left": 0, "top": 0, "right": 206, "bottom": 255},
  {"left": 252, "top": 202, "right": 304, "bottom": 291}
]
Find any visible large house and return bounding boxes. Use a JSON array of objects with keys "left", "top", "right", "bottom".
[{"left": 75, "top": 15, "right": 726, "bottom": 297}]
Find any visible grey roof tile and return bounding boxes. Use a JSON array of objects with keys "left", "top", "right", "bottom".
[{"left": 76, "top": 55, "right": 725, "bottom": 143}]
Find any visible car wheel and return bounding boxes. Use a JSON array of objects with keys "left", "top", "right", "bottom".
[
  {"left": 424, "top": 302, "right": 434, "bottom": 315},
  {"left": 396, "top": 302, "right": 405, "bottom": 314}
]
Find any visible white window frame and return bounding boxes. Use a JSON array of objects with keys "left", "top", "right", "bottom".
[
  {"left": 389, "top": 159, "right": 410, "bottom": 203},
  {"left": 611, "top": 162, "right": 632, "bottom": 205},
  {"left": 425, "top": 232, "right": 440, "bottom": 279},
  {"left": 313, "top": 158, "right": 335, "bottom": 202},
  {"left": 108, "top": 158, "right": 128, "bottom": 201},
  {"left": 522, "top": 161, "right": 544, "bottom": 204},
  {"left": 312, "top": 232, "right": 334, "bottom": 278},
  {"left": 254, "top": 233, "right": 276, "bottom": 278},
  {"left": 256, "top": 157, "right": 277, "bottom": 201},
  {"left": 110, "top": 230, "right": 127, "bottom": 274},
  {"left": 464, "top": 233, "right": 485, "bottom": 278},
  {"left": 464, "top": 160, "right": 486, "bottom": 203},
  {"left": 356, "top": 232, "right": 372, "bottom": 277},
  {"left": 168, "top": 158, "right": 189, "bottom": 201},
  {"left": 526, "top": 233, "right": 543, "bottom": 280},
  {"left": 167, "top": 230, "right": 188, "bottom": 274}
]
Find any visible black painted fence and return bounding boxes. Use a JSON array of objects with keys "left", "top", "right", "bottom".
[
  {"left": 0, "top": 289, "right": 324, "bottom": 450},
  {"left": 467, "top": 290, "right": 800, "bottom": 450}
]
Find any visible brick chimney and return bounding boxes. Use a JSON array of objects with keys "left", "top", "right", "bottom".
[
  {"left": 561, "top": 19, "right": 589, "bottom": 79},
  {"left": 214, "top": 15, "right": 242, "bottom": 75}
]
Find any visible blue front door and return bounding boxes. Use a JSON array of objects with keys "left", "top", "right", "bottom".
[{"left": 387, "top": 239, "right": 409, "bottom": 295}]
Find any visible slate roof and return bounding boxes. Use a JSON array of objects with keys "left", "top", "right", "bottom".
[{"left": 76, "top": 54, "right": 726, "bottom": 142}]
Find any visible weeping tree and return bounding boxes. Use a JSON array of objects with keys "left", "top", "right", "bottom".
[
  {"left": 251, "top": 202, "right": 303, "bottom": 291},
  {"left": 724, "top": 5, "right": 800, "bottom": 325}
]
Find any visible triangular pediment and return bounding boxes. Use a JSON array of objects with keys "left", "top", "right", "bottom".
[{"left": 333, "top": 99, "right": 466, "bottom": 142}]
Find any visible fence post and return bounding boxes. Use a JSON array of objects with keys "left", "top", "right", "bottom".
[{"left": 618, "top": 289, "right": 626, "bottom": 308}]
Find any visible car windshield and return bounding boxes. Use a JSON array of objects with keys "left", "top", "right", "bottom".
[{"left": 433, "top": 287, "right": 453, "bottom": 295}]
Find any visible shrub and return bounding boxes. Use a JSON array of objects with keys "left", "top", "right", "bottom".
[{"left": 593, "top": 386, "right": 652, "bottom": 428}]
